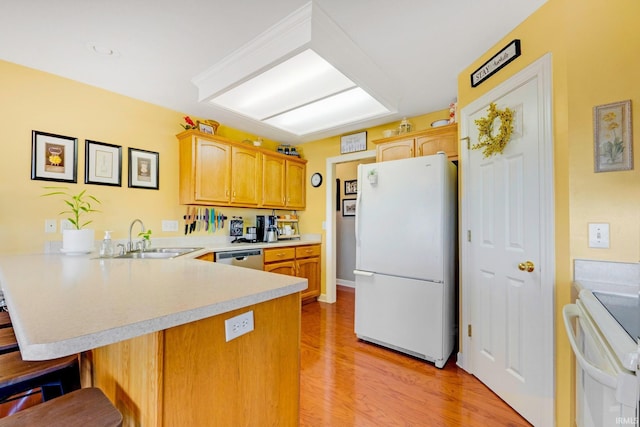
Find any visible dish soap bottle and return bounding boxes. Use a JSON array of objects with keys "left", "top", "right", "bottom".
[{"left": 99, "top": 230, "right": 114, "bottom": 258}]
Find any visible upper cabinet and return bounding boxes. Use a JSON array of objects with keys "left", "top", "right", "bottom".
[
  {"left": 261, "top": 154, "right": 286, "bottom": 208},
  {"left": 373, "top": 124, "right": 458, "bottom": 163},
  {"left": 285, "top": 160, "right": 305, "bottom": 210},
  {"left": 180, "top": 137, "right": 231, "bottom": 205},
  {"left": 178, "top": 131, "right": 307, "bottom": 209},
  {"left": 230, "top": 146, "right": 261, "bottom": 206}
]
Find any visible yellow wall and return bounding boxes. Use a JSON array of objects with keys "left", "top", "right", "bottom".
[
  {"left": 457, "top": 0, "right": 640, "bottom": 425},
  {"left": 0, "top": 60, "right": 280, "bottom": 254}
]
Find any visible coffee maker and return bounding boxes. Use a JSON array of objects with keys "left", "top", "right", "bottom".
[{"left": 256, "top": 215, "right": 278, "bottom": 242}]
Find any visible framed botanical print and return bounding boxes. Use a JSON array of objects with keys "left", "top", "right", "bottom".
[
  {"left": 85, "top": 140, "right": 122, "bottom": 186},
  {"left": 128, "top": 148, "right": 159, "bottom": 189},
  {"left": 593, "top": 100, "right": 633, "bottom": 172},
  {"left": 31, "top": 130, "right": 77, "bottom": 183}
]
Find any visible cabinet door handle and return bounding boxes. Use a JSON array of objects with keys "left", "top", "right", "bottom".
[
  {"left": 305, "top": 249, "right": 312, "bottom": 253},
  {"left": 410, "top": 148, "right": 414, "bottom": 156}
]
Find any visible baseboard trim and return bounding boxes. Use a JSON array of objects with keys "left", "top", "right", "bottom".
[{"left": 336, "top": 279, "right": 355, "bottom": 288}]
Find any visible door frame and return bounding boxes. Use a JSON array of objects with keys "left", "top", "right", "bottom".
[
  {"left": 458, "top": 53, "right": 555, "bottom": 415},
  {"left": 321, "top": 149, "right": 376, "bottom": 303}
]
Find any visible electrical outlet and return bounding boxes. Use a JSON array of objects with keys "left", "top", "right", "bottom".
[
  {"left": 45, "top": 219, "right": 57, "bottom": 233},
  {"left": 60, "top": 219, "right": 74, "bottom": 231},
  {"left": 224, "top": 311, "right": 254, "bottom": 342},
  {"left": 162, "top": 220, "right": 179, "bottom": 232}
]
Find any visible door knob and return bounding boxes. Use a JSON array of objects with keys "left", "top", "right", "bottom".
[{"left": 518, "top": 261, "right": 535, "bottom": 272}]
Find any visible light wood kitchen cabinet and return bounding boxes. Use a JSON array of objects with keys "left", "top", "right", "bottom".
[
  {"left": 179, "top": 136, "right": 231, "bottom": 205},
  {"left": 263, "top": 244, "right": 321, "bottom": 303},
  {"left": 231, "top": 146, "right": 261, "bottom": 206},
  {"left": 264, "top": 260, "right": 296, "bottom": 276},
  {"left": 93, "top": 292, "right": 300, "bottom": 426},
  {"left": 285, "top": 160, "right": 306, "bottom": 210},
  {"left": 178, "top": 130, "right": 306, "bottom": 209},
  {"left": 376, "top": 138, "right": 415, "bottom": 162},
  {"left": 195, "top": 252, "right": 214, "bottom": 262},
  {"left": 262, "top": 154, "right": 286, "bottom": 208},
  {"left": 373, "top": 124, "right": 458, "bottom": 162}
]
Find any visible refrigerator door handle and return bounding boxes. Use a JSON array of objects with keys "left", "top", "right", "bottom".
[
  {"left": 355, "top": 181, "right": 362, "bottom": 247},
  {"left": 353, "top": 270, "right": 374, "bottom": 277}
]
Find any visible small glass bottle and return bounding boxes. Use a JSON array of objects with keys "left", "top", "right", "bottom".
[{"left": 399, "top": 117, "right": 412, "bottom": 134}]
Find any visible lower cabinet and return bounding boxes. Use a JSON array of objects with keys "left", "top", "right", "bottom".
[{"left": 264, "top": 244, "right": 321, "bottom": 303}]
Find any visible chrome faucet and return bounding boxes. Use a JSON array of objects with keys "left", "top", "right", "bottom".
[{"left": 128, "top": 219, "right": 146, "bottom": 252}]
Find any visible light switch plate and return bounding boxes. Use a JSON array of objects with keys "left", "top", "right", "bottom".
[{"left": 588, "top": 223, "right": 609, "bottom": 248}]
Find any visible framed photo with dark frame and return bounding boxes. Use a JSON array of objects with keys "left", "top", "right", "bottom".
[
  {"left": 128, "top": 148, "right": 159, "bottom": 189},
  {"left": 593, "top": 99, "right": 633, "bottom": 172},
  {"left": 342, "top": 198, "right": 356, "bottom": 217},
  {"left": 344, "top": 179, "right": 357, "bottom": 195},
  {"left": 85, "top": 140, "right": 122, "bottom": 186},
  {"left": 31, "top": 130, "right": 78, "bottom": 183}
]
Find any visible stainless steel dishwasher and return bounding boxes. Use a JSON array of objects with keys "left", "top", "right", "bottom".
[{"left": 215, "top": 248, "right": 263, "bottom": 270}]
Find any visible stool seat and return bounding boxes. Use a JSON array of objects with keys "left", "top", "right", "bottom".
[
  {"left": 0, "top": 387, "right": 122, "bottom": 426},
  {"left": 0, "top": 329, "right": 17, "bottom": 354},
  {"left": 0, "top": 313, "right": 11, "bottom": 329},
  {"left": 0, "top": 353, "right": 80, "bottom": 402}
]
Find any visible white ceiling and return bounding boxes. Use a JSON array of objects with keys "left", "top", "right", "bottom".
[{"left": 0, "top": 0, "right": 546, "bottom": 144}]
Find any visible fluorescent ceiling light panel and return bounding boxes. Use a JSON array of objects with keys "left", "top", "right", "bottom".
[
  {"left": 193, "top": 2, "right": 397, "bottom": 137},
  {"left": 264, "top": 87, "right": 389, "bottom": 135},
  {"left": 210, "top": 50, "right": 355, "bottom": 120}
]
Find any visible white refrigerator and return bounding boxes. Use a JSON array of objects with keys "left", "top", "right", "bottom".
[{"left": 354, "top": 154, "right": 457, "bottom": 368}]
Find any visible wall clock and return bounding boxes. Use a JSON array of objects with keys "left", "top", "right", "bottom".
[{"left": 310, "top": 172, "right": 323, "bottom": 187}]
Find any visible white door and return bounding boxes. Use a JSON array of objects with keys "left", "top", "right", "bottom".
[{"left": 461, "top": 55, "right": 554, "bottom": 426}]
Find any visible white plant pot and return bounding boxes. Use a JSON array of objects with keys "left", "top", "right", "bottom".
[{"left": 62, "top": 229, "right": 95, "bottom": 255}]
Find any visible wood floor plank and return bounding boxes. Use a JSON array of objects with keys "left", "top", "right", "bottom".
[{"left": 300, "top": 286, "right": 531, "bottom": 426}]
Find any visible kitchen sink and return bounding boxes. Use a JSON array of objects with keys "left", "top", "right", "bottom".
[{"left": 115, "top": 247, "right": 202, "bottom": 259}]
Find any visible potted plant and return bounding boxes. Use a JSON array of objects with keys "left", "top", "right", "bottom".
[{"left": 42, "top": 187, "right": 101, "bottom": 254}]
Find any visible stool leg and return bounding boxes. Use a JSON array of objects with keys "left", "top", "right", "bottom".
[
  {"left": 59, "top": 362, "right": 81, "bottom": 395},
  {"left": 41, "top": 385, "right": 62, "bottom": 401}
]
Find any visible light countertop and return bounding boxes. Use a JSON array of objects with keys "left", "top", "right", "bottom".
[{"left": 0, "top": 252, "right": 308, "bottom": 361}]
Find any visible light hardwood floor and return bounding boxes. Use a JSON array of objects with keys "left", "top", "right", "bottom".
[{"left": 300, "top": 286, "right": 532, "bottom": 426}]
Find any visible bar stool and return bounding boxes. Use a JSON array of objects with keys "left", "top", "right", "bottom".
[
  {"left": 0, "top": 313, "right": 11, "bottom": 329},
  {"left": 0, "top": 352, "right": 80, "bottom": 403},
  {"left": 0, "top": 329, "right": 18, "bottom": 355},
  {"left": 0, "top": 387, "right": 122, "bottom": 426}
]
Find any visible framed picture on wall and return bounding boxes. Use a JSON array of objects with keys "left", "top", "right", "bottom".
[
  {"left": 85, "top": 140, "right": 122, "bottom": 186},
  {"left": 31, "top": 130, "right": 78, "bottom": 183},
  {"left": 340, "top": 131, "right": 367, "bottom": 154},
  {"left": 344, "top": 179, "right": 357, "bottom": 195},
  {"left": 342, "top": 198, "right": 356, "bottom": 217},
  {"left": 128, "top": 148, "right": 159, "bottom": 189},
  {"left": 593, "top": 99, "right": 633, "bottom": 172}
]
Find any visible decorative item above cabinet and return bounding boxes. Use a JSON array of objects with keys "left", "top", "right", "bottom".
[{"left": 177, "top": 130, "right": 307, "bottom": 209}]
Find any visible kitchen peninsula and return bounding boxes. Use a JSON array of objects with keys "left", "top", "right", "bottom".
[{"left": 0, "top": 253, "right": 307, "bottom": 426}]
